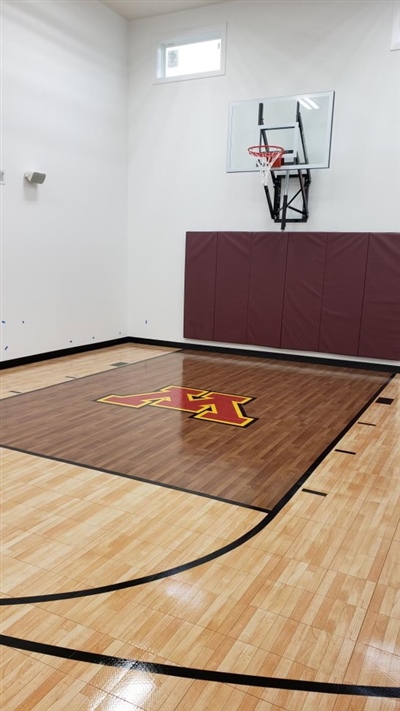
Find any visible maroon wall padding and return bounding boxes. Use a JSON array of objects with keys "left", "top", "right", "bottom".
[
  {"left": 183, "top": 232, "right": 218, "bottom": 340},
  {"left": 358, "top": 233, "right": 400, "bottom": 360},
  {"left": 184, "top": 231, "right": 400, "bottom": 361},
  {"left": 213, "top": 232, "right": 252, "bottom": 344},
  {"left": 281, "top": 232, "right": 328, "bottom": 352},
  {"left": 319, "top": 233, "right": 369, "bottom": 356},
  {"left": 246, "top": 232, "right": 288, "bottom": 347}
]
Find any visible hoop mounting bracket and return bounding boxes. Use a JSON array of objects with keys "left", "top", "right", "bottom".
[{"left": 264, "top": 166, "right": 311, "bottom": 231}]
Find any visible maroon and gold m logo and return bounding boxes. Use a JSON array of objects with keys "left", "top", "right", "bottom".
[{"left": 98, "top": 385, "right": 256, "bottom": 427}]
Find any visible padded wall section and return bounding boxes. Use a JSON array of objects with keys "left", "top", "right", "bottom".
[
  {"left": 184, "top": 232, "right": 217, "bottom": 340},
  {"left": 247, "top": 232, "right": 288, "bottom": 347},
  {"left": 213, "top": 232, "right": 252, "bottom": 344},
  {"left": 358, "top": 233, "right": 400, "bottom": 360},
  {"left": 184, "top": 231, "right": 399, "bottom": 361},
  {"left": 319, "top": 233, "right": 369, "bottom": 356},
  {"left": 281, "top": 233, "right": 328, "bottom": 352}
]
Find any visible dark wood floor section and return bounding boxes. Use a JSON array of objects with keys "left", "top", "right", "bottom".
[{"left": 0, "top": 351, "right": 390, "bottom": 509}]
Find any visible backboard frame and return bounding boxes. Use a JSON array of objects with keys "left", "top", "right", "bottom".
[{"left": 226, "top": 90, "right": 335, "bottom": 173}]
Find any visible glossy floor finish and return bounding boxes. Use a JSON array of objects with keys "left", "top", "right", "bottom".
[
  {"left": 0, "top": 345, "right": 399, "bottom": 710},
  {"left": 0, "top": 349, "right": 390, "bottom": 510}
]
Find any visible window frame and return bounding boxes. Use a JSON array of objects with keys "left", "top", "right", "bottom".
[
  {"left": 391, "top": 0, "right": 400, "bottom": 51},
  {"left": 155, "top": 24, "right": 227, "bottom": 84}
]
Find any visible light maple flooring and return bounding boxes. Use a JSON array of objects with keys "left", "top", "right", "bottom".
[
  {"left": 0, "top": 345, "right": 399, "bottom": 710},
  {"left": 0, "top": 344, "right": 177, "bottom": 400}
]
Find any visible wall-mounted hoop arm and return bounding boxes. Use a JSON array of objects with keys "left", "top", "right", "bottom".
[{"left": 255, "top": 101, "right": 312, "bottom": 231}]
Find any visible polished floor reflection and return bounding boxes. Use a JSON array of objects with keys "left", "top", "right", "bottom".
[
  {"left": 1, "top": 344, "right": 399, "bottom": 710},
  {"left": 0, "top": 349, "right": 390, "bottom": 510}
]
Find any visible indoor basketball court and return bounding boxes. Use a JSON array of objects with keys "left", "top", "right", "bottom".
[
  {"left": 0, "top": 350, "right": 393, "bottom": 510},
  {"left": 1, "top": 0, "right": 400, "bottom": 710},
  {"left": 1, "top": 345, "right": 399, "bottom": 709}
]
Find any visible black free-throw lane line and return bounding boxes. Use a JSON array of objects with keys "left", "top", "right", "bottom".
[
  {"left": 1, "top": 635, "right": 399, "bottom": 698},
  {"left": 0, "top": 445, "right": 269, "bottom": 514},
  {"left": 0, "top": 512, "right": 269, "bottom": 606}
]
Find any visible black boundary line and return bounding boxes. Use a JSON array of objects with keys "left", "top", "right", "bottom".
[
  {"left": 1, "top": 336, "right": 398, "bottom": 373},
  {"left": 1, "top": 635, "right": 399, "bottom": 698},
  {"left": 358, "top": 422, "right": 376, "bottom": 427},
  {"left": 376, "top": 397, "right": 394, "bottom": 405},
  {"left": 253, "top": 371, "right": 395, "bottom": 521},
  {"left": 0, "top": 445, "right": 269, "bottom": 515},
  {"left": 334, "top": 449, "right": 356, "bottom": 455},
  {"left": 301, "top": 488, "right": 327, "bottom": 497},
  {"left": 0, "top": 372, "right": 394, "bottom": 607}
]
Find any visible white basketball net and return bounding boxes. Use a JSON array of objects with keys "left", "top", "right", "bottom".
[{"left": 248, "top": 146, "right": 284, "bottom": 186}]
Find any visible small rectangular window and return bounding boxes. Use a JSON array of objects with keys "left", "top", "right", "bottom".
[{"left": 156, "top": 25, "right": 226, "bottom": 83}]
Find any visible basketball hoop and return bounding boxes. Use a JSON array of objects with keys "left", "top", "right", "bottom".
[{"left": 248, "top": 145, "right": 285, "bottom": 185}]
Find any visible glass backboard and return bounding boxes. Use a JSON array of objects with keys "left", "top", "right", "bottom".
[{"left": 227, "top": 91, "right": 335, "bottom": 173}]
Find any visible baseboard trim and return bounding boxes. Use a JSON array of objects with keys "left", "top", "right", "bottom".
[
  {"left": 0, "top": 338, "right": 130, "bottom": 370},
  {"left": 1, "top": 336, "right": 398, "bottom": 373},
  {"left": 130, "top": 337, "right": 399, "bottom": 373}
]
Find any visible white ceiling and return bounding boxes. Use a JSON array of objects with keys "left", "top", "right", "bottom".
[{"left": 100, "top": 0, "right": 230, "bottom": 21}]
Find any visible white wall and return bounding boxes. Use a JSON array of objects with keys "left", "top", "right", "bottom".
[
  {"left": 1, "top": 0, "right": 398, "bottom": 365},
  {"left": 1, "top": 0, "right": 128, "bottom": 361},
  {"left": 127, "top": 0, "right": 400, "bottom": 362}
]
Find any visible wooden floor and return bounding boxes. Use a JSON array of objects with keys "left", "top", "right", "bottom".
[
  {"left": 0, "top": 348, "right": 390, "bottom": 510},
  {"left": 0, "top": 344, "right": 399, "bottom": 710}
]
